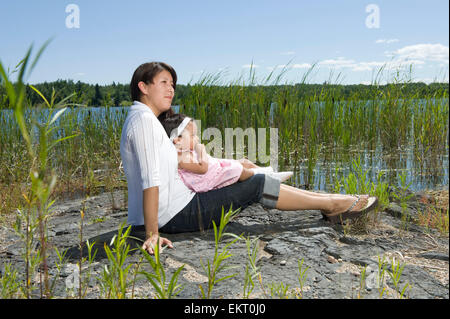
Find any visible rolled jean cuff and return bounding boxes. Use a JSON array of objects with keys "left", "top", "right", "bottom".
[{"left": 259, "top": 174, "right": 281, "bottom": 208}]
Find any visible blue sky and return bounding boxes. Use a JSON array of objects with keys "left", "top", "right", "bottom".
[{"left": 1, "top": 0, "right": 448, "bottom": 85}]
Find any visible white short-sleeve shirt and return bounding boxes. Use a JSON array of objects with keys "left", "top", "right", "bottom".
[{"left": 120, "top": 101, "right": 195, "bottom": 227}]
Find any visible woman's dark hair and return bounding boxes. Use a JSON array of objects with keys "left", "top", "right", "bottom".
[
  {"left": 130, "top": 61, "right": 178, "bottom": 124},
  {"left": 160, "top": 113, "right": 192, "bottom": 139}
]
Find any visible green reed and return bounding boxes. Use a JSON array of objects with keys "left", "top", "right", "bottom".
[
  {"left": 296, "top": 258, "right": 309, "bottom": 299},
  {"left": 1, "top": 62, "right": 447, "bottom": 206},
  {"left": 241, "top": 235, "right": 260, "bottom": 299},
  {"left": 0, "top": 102, "right": 127, "bottom": 215},
  {"left": 177, "top": 64, "right": 448, "bottom": 192},
  {"left": 199, "top": 206, "right": 241, "bottom": 299},
  {"left": 99, "top": 222, "right": 135, "bottom": 299},
  {"left": 1, "top": 262, "right": 21, "bottom": 298},
  {"left": 388, "top": 257, "right": 410, "bottom": 299},
  {"left": 139, "top": 237, "right": 185, "bottom": 299},
  {"left": 0, "top": 40, "right": 78, "bottom": 298}
]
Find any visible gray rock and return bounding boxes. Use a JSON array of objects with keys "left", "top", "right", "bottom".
[
  {"left": 265, "top": 238, "right": 292, "bottom": 255},
  {"left": 339, "top": 236, "right": 366, "bottom": 245},
  {"left": 417, "top": 251, "right": 449, "bottom": 261},
  {"left": 299, "top": 226, "right": 339, "bottom": 239},
  {"left": 0, "top": 189, "right": 448, "bottom": 299}
]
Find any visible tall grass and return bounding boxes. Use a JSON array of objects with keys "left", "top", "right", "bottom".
[
  {"left": 0, "top": 100, "right": 127, "bottom": 220},
  {"left": 199, "top": 206, "right": 241, "bottom": 299},
  {"left": 1, "top": 59, "right": 447, "bottom": 212},
  {"left": 178, "top": 64, "right": 448, "bottom": 192},
  {"left": 0, "top": 40, "right": 77, "bottom": 298},
  {"left": 0, "top": 53, "right": 447, "bottom": 244},
  {"left": 99, "top": 222, "right": 135, "bottom": 299},
  {"left": 139, "top": 237, "right": 185, "bottom": 299}
]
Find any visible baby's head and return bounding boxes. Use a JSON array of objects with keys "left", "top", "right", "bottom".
[{"left": 161, "top": 114, "right": 198, "bottom": 151}]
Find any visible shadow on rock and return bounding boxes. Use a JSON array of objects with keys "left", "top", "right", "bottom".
[
  {"left": 64, "top": 225, "right": 207, "bottom": 262},
  {"left": 225, "top": 217, "right": 326, "bottom": 238}
]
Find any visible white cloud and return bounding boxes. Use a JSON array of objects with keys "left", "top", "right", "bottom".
[
  {"left": 318, "top": 44, "right": 447, "bottom": 73},
  {"left": 280, "top": 51, "right": 295, "bottom": 55},
  {"left": 292, "top": 63, "right": 312, "bottom": 69},
  {"left": 375, "top": 38, "right": 399, "bottom": 44},
  {"left": 246, "top": 44, "right": 448, "bottom": 81},
  {"left": 389, "top": 43, "right": 449, "bottom": 64},
  {"left": 317, "top": 58, "right": 409, "bottom": 72},
  {"left": 242, "top": 64, "right": 260, "bottom": 68},
  {"left": 351, "top": 61, "right": 386, "bottom": 72},
  {"left": 384, "top": 50, "right": 394, "bottom": 57},
  {"left": 318, "top": 57, "right": 356, "bottom": 69},
  {"left": 265, "top": 63, "right": 312, "bottom": 71},
  {"left": 353, "top": 59, "right": 427, "bottom": 72}
]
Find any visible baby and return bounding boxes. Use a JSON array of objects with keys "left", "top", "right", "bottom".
[{"left": 161, "top": 114, "right": 293, "bottom": 193}]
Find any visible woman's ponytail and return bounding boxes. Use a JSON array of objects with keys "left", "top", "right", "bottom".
[
  {"left": 157, "top": 108, "right": 176, "bottom": 124},
  {"left": 159, "top": 112, "right": 187, "bottom": 138}
]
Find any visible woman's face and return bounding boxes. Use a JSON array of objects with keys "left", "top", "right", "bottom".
[{"left": 139, "top": 70, "right": 175, "bottom": 116}]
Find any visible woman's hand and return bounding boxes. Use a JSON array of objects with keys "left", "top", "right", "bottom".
[{"left": 142, "top": 233, "right": 173, "bottom": 255}]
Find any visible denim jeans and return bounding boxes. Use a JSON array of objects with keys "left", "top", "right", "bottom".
[{"left": 159, "top": 173, "right": 279, "bottom": 234}]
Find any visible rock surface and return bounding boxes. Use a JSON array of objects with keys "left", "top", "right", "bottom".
[{"left": 0, "top": 189, "right": 448, "bottom": 299}]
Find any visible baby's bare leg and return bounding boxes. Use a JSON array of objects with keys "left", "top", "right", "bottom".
[
  {"left": 238, "top": 167, "right": 255, "bottom": 181},
  {"left": 238, "top": 158, "right": 259, "bottom": 169}
]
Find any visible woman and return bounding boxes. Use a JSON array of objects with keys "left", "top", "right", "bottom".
[{"left": 120, "top": 62, "right": 378, "bottom": 254}]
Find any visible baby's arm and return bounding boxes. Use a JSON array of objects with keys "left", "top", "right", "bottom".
[{"left": 178, "top": 144, "right": 209, "bottom": 174}]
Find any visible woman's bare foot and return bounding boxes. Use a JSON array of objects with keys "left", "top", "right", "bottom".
[
  {"left": 321, "top": 194, "right": 379, "bottom": 224},
  {"left": 330, "top": 194, "right": 369, "bottom": 214}
]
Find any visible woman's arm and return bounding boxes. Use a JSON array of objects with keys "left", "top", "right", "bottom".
[
  {"left": 178, "top": 143, "right": 209, "bottom": 174},
  {"left": 143, "top": 186, "right": 159, "bottom": 238},
  {"left": 132, "top": 114, "right": 173, "bottom": 254},
  {"left": 142, "top": 186, "right": 173, "bottom": 254}
]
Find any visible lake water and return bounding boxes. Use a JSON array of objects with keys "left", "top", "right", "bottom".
[{"left": 1, "top": 103, "right": 448, "bottom": 192}]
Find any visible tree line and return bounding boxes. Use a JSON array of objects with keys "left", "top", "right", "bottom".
[{"left": 0, "top": 79, "right": 448, "bottom": 108}]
